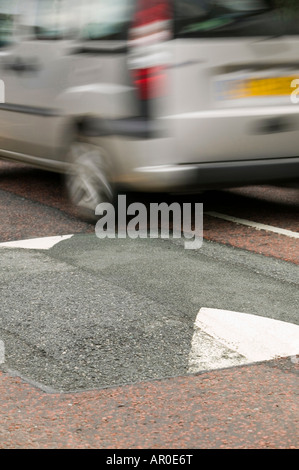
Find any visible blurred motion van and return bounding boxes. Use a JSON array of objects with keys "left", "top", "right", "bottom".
[{"left": 0, "top": 0, "right": 299, "bottom": 217}]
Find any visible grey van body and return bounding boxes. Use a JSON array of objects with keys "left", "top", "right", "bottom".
[{"left": 0, "top": 0, "right": 299, "bottom": 215}]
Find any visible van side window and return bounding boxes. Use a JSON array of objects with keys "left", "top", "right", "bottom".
[
  {"left": 174, "top": 0, "right": 299, "bottom": 37},
  {"left": 0, "top": 0, "right": 17, "bottom": 48},
  {"left": 34, "top": 0, "right": 77, "bottom": 39},
  {"left": 79, "top": 0, "right": 133, "bottom": 40}
]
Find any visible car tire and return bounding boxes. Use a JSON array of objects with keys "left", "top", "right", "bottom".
[{"left": 65, "top": 138, "right": 114, "bottom": 221}]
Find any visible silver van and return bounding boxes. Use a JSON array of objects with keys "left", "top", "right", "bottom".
[{"left": 0, "top": 0, "right": 299, "bottom": 218}]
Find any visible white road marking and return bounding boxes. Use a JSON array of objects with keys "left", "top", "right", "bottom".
[
  {"left": 205, "top": 211, "right": 299, "bottom": 239},
  {"left": 188, "top": 307, "right": 299, "bottom": 373},
  {"left": 0, "top": 234, "right": 74, "bottom": 250}
]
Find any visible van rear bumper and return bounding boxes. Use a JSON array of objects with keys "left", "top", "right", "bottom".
[{"left": 126, "top": 156, "right": 299, "bottom": 191}]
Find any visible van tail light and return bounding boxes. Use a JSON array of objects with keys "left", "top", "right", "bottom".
[{"left": 128, "top": 0, "right": 172, "bottom": 101}]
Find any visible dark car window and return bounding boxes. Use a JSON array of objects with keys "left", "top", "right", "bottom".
[{"left": 174, "top": 0, "right": 299, "bottom": 37}]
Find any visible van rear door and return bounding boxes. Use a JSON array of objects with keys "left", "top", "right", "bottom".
[{"left": 165, "top": 0, "right": 299, "bottom": 164}]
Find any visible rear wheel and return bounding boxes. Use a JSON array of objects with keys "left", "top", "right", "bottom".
[{"left": 66, "top": 139, "right": 114, "bottom": 220}]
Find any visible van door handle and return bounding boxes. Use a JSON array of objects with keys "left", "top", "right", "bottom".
[{"left": 4, "top": 57, "right": 40, "bottom": 73}]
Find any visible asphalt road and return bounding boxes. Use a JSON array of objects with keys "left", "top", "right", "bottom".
[
  {"left": 0, "top": 233, "right": 298, "bottom": 393},
  {"left": 0, "top": 161, "right": 298, "bottom": 450}
]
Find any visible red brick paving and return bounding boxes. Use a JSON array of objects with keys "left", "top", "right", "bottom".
[
  {"left": 0, "top": 358, "right": 298, "bottom": 449},
  {"left": 203, "top": 215, "right": 299, "bottom": 265}
]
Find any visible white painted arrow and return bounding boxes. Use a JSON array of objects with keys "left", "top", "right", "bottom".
[
  {"left": 0, "top": 234, "right": 74, "bottom": 250},
  {"left": 188, "top": 308, "right": 299, "bottom": 373}
]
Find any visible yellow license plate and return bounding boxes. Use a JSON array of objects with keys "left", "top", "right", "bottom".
[{"left": 217, "top": 76, "right": 299, "bottom": 100}]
